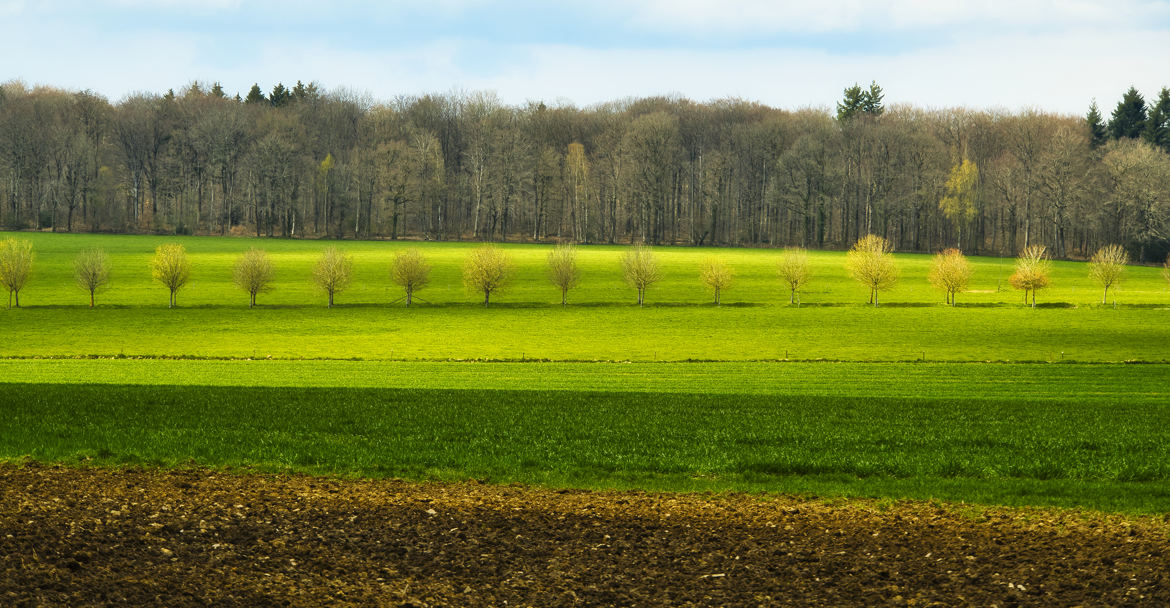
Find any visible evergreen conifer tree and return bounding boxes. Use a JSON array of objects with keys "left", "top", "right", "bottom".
[
  {"left": 862, "top": 80, "right": 884, "bottom": 116},
  {"left": 1086, "top": 100, "right": 1108, "bottom": 149},
  {"left": 836, "top": 84, "right": 866, "bottom": 121},
  {"left": 1143, "top": 87, "right": 1170, "bottom": 153},
  {"left": 244, "top": 83, "right": 266, "bottom": 105},
  {"left": 1109, "top": 86, "right": 1147, "bottom": 139},
  {"left": 837, "top": 81, "right": 885, "bottom": 121},
  {"left": 270, "top": 82, "right": 291, "bottom": 107}
]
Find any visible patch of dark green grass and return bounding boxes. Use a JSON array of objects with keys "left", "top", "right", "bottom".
[{"left": 3, "top": 383, "right": 1168, "bottom": 512}]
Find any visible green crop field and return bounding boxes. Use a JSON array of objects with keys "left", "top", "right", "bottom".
[{"left": 2, "top": 232, "right": 1169, "bottom": 512}]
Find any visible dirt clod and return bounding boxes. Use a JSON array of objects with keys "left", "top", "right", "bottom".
[{"left": 1, "top": 462, "right": 1168, "bottom": 606}]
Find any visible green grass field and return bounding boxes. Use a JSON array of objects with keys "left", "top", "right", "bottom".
[
  {"left": 5, "top": 231, "right": 1170, "bottom": 308},
  {"left": 2, "top": 232, "right": 1168, "bottom": 512}
]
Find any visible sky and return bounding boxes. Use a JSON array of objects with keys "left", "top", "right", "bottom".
[{"left": 2, "top": 0, "right": 1169, "bottom": 115}]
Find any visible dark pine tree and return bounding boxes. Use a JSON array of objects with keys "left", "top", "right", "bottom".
[
  {"left": 244, "top": 83, "right": 267, "bottom": 105},
  {"left": 1143, "top": 87, "right": 1170, "bottom": 153},
  {"left": 1108, "top": 86, "right": 1147, "bottom": 139},
  {"left": 270, "top": 82, "right": 291, "bottom": 108},
  {"left": 210, "top": 82, "right": 226, "bottom": 98},
  {"left": 291, "top": 80, "right": 320, "bottom": 103},
  {"left": 836, "top": 83, "right": 866, "bottom": 121},
  {"left": 1086, "top": 100, "right": 1108, "bottom": 149},
  {"left": 862, "top": 80, "right": 885, "bottom": 116}
]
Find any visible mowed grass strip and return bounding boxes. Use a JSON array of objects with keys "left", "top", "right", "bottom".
[
  {"left": 3, "top": 305, "right": 1169, "bottom": 362},
  {"left": 1, "top": 360, "right": 1168, "bottom": 404},
  {"left": 3, "top": 383, "right": 1168, "bottom": 512}
]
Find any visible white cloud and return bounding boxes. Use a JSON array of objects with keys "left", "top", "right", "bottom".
[
  {"left": 1, "top": 2, "right": 1167, "bottom": 114},
  {"left": 611, "top": 0, "right": 1170, "bottom": 33},
  {"left": 453, "top": 27, "right": 1170, "bottom": 114}
]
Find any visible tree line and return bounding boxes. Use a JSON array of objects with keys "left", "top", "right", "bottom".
[
  {"left": 2, "top": 80, "right": 1169, "bottom": 261},
  {"left": 2, "top": 236, "right": 1162, "bottom": 310}
]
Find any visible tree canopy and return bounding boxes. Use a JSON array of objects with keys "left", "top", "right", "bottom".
[{"left": 3, "top": 80, "right": 1170, "bottom": 262}]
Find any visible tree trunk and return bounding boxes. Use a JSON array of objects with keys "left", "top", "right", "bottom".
[
  {"left": 90, "top": 291, "right": 94, "bottom": 308},
  {"left": 484, "top": 291, "right": 490, "bottom": 307},
  {"left": 406, "top": 288, "right": 412, "bottom": 307}
]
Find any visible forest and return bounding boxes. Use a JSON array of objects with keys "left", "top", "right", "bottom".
[{"left": 1, "top": 80, "right": 1169, "bottom": 261}]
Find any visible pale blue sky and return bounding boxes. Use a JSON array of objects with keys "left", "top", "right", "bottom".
[{"left": 3, "top": 0, "right": 1169, "bottom": 114}]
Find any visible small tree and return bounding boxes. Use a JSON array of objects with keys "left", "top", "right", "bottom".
[
  {"left": 845, "top": 234, "right": 898, "bottom": 306},
  {"left": 1009, "top": 244, "right": 1051, "bottom": 308},
  {"left": 463, "top": 244, "right": 513, "bottom": 307},
  {"left": 391, "top": 248, "right": 430, "bottom": 307},
  {"left": 621, "top": 243, "right": 661, "bottom": 307},
  {"left": 777, "top": 248, "right": 811, "bottom": 305},
  {"left": 699, "top": 257, "right": 733, "bottom": 306},
  {"left": 0, "top": 237, "right": 34, "bottom": 308},
  {"left": 233, "top": 247, "right": 274, "bottom": 308},
  {"left": 74, "top": 248, "right": 110, "bottom": 308},
  {"left": 1163, "top": 254, "right": 1170, "bottom": 286},
  {"left": 547, "top": 243, "right": 580, "bottom": 307},
  {"left": 313, "top": 246, "right": 352, "bottom": 307},
  {"left": 150, "top": 243, "right": 190, "bottom": 308},
  {"left": 928, "top": 248, "right": 973, "bottom": 306},
  {"left": 939, "top": 159, "right": 979, "bottom": 250},
  {"left": 1088, "top": 244, "right": 1127, "bottom": 305}
]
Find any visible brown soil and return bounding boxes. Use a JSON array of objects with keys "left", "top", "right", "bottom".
[{"left": 2, "top": 463, "right": 1168, "bottom": 607}]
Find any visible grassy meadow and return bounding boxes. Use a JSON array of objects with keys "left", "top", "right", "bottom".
[
  {"left": 2, "top": 231, "right": 1169, "bottom": 512},
  {"left": 5, "top": 231, "right": 1170, "bottom": 309}
]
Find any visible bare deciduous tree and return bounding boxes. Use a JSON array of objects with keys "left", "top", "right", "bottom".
[
  {"left": 150, "top": 243, "right": 190, "bottom": 308},
  {"left": 547, "top": 243, "right": 580, "bottom": 306},
  {"left": 777, "top": 248, "right": 811, "bottom": 305},
  {"left": 233, "top": 247, "right": 274, "bottom": 308},
  {"left": 0, "top": 237, "right": 33, "bottom": 309},
  {"left": 699, "top": 257, "right": 733, "bottom": 306},
  {"left": 313, "top": 246, "right": 352, "bottom": 308},
  {"left": 927, "top": 248, "right": 973, "bottom": 306},
  {"left": 1088, "top": 244, "right": 1127, "bottom": 304},
  {"left": 391, "top": 248, "right": 430, "bottom": 307},
  {"left": 845, "top": 234, "right": 898, "bottom": 306},
  {"left": 1009, "top": 244, "right": 1051, "bottom": 307},
  {"left": 74, "top": 247, "right": 110, "bottom": 308},
  {"left": 463, "top": 244, "right": 513, "bottom": 307},
  {"left": 621, "top": 243, "right": 661, "bottom": 307}
]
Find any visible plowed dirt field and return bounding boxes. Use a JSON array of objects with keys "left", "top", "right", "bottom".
[{"left": 2, "top": 463, "right": 1168, "bottom": 606}]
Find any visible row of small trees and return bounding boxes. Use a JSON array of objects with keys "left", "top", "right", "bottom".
[
  {"left": 848, "top": 236, "right": 1134, "bottom": 308},
  {"left": 0, "top": 237, "right": 1162, "bottom": 309}
]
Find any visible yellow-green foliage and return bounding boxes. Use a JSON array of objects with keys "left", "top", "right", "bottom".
[
  {"left": 313, "top": 246, "right": 352, "bottom": 307},
  {"left": 150, "top": 243, "right": 190, "bottom": 308},
  {"left": 0, "top": 237, "right": 33, "bottom": 308},
  {"left": 1088, "top": 244, "right": 1127, "bottom": 304},
  {"left": 463, "top": 244, "right": 513, "bottom": 307},
  {"left": 928, "top": 249, "right": 973, "bottom": 306},
  {"left": 845, "top": 234, "right": 898, "bottom": 306}
]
